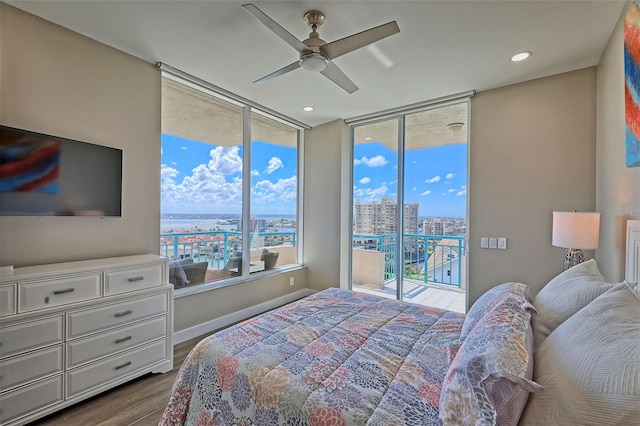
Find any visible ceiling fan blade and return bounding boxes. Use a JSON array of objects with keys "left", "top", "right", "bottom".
[
  {"left": 242, "top": 3, "right": 308, "bottom": 53},
  {"left": 322, "top": 21, "right": 400, "bottom": 60},
  {"left": 254, "top": 61, "right": 301, "bottom": 84},
  {"left": 320, "top": 61, "right": 359, "bottom": 94}
]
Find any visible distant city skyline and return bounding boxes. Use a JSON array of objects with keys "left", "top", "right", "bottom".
[{"left": 161, "top": 135, "right": 467, "bottom": 218}]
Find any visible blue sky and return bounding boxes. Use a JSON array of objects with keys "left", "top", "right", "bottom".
[
  {"left": 354, "top": 142, "right": 467, "bottom": 218},
  {"left": 161, "top": 134, "right": 467, "bottom": 218},
  {"left": 161, "top": 134, "right": 297, "bottom": 215}
]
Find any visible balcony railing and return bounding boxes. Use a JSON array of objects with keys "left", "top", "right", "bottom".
[
  {"left": 160, "top": 230, "right": 296, "bottom": 269},
  {"left": 161, "top": 230, "right": 463, "bottom": 288},
  {"left": 353, "top": 233, "right": 464, "bottom": 288}
]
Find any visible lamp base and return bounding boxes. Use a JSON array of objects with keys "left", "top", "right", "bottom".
[{"left": 563, "top": 248, "right": 584, "bottom": 270}]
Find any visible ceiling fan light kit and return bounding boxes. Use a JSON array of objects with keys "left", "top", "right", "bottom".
[
  {"left": 300, "top": 53, "right": 328, "bottom": 72},
  {"left": 242, "top": 3, "right": 400, "bottom": 94}
]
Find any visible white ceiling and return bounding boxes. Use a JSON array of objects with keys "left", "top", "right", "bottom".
[{"left": 7, "top": 0, "right": 626, "bottom": 128}]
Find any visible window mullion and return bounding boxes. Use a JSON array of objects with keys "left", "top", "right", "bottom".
[{"left": 241, "top": 105, "right": 252, "bottom": 276}]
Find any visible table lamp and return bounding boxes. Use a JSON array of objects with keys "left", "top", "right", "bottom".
[{"left": 552, "top": 211, "right": 600, "bottom": 270}]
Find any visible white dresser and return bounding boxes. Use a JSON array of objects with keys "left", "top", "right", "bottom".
[{"left": 0, "top": 254, "right": 173, "bottom": 426}]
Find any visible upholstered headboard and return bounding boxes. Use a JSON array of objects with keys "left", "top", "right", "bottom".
[{"left": 627, "top": 220, "right": 640, "bottom": 286}]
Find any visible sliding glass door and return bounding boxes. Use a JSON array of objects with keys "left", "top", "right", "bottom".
[
  {"left": 352, "top": 119, "right": 400, "bottom": 299},
  {"left": 351, "top": 101, "right": 469, "bottom": 312}
]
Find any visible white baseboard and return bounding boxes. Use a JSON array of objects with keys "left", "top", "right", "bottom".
[{"left": 173, "top": 288, "right": 316, "bottom": 345}]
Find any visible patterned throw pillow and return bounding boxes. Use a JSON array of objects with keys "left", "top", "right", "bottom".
[
  {"left": 460, "top": 282, "right": 532, "bottom": 342},
  {"left": 530, "top": 259, "right": 616, "bottom": 351},
  {"left": 520, "top": 282, "right": 640, "bottom": 426},
  {"left": 440, "top": 296, "right": 543, "bottom": 426}
]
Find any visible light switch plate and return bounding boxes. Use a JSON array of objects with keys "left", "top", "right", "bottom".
[
  {"left": 480, "top": 237, "right": 489, "bottom": 248},
  {"left": 497, "top": 237, "right": 507, "bottom": 249},
  {"left": 489, "top": 238, "right": 498, "bottom": 249}
]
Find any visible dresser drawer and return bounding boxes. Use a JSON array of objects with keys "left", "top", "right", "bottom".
[
  {"left": 0, "top": 375, "right": 63, "bottom": 425},
  {"left": 104, "top": 264, "right": 163, "bottom": 295},
  {"left": 0, "top": 345, "right": 63, "bottom": 391},
  {"left": 67, "top": 292, "right": 168, "bottom": 339},
  {"left": 67, "top": 316, "right": 167, "bottom": 368},
  {"left": 0, "top": 316, "right": 63, "bottom": 358},
  {"left": 19, "top": 274, "right": 101, "bottom": 312},
  {"left": 66, "top": 339, "right": 167, "bottom": 397},
  {"left": 0, "top": 284, "right": 16, "bottom": 317}
]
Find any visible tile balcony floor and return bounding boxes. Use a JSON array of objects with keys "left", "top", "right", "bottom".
[{"left": 354, "top": 279, "right": 466, "bottom": 314}]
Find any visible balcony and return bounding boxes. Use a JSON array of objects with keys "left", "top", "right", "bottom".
[{"left": 161, "top": 231, "right": 465, "bottom": 311}]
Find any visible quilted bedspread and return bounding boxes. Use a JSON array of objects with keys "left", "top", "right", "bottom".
[{"left": 160, "top": 288, "right": 465, "bottom": 426}]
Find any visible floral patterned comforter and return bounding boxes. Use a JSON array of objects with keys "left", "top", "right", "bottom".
[{"left": 160, "top": 288, "right": 465, "bottom": 426}]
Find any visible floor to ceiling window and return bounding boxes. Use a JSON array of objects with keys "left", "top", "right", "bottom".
[
  {"left": 159, "top": 73, "right": 303, "bottom": 291},
  {"left": 350, "top": 99, "right": 470, "bottom": 312}
]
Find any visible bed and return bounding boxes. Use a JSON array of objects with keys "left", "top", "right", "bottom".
[{"left": 160, "top": 220, "right": 640, "bottom": 426}]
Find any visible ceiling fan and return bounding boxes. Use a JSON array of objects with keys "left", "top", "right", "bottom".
[{"left": 242, "top": 3, "right": 400, "bottom": 94}]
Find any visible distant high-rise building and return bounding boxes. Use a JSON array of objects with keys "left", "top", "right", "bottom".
[
  {"left": 423, "top": 220, "right": 452, "bottom": 236},
  {"left": 354, "top": 199, "right": 419, "bottom": 234}
]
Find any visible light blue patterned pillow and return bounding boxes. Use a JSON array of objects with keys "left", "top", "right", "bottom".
[{"left": 440, "top": 296, "right": 543, "bottom": 426}]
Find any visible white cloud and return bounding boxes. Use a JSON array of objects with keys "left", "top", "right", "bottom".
[
  {"left": 457, "top": 188, "right": 467, "bottom": 196},
  {"left": 181, "top": 146, "right": 188, "bottom": 150},
  {"left": 160, "top": 147, "right": 244, "bottom": 207},
  {"left": 264, "top": 157, "right": 283, "bottom": 174},
  {"left": 446, "top": 173, "right": 455, "bottom": 180},
  {"left": 353, "top": 185, "right": 389, "bottom": 203},
  {"left": 419, "top": 190, "right": 431, "bottom": 196},
  {"left": 208, "top": 146, "right": 243, "bottom": 175},
  {"left": 354, "top": 155, "right": 388, "bottom": 167},
  {"left": 359, "top": 177, "right": 371, "bottom": 184},
  {"left": 253, "top": 176, "right": 297, "bottom": 202},
  {"left": 251, "top": 169, "right": 260, "bottom": 176},
  {"left": 412, "top": 186, "right": 417, "bottom": 191},
  {"left": 448, "top": 188, "right": 455, "bottom": 193},
  {"left": 425, "top": 175, "right": 441, "bottom": 183}
]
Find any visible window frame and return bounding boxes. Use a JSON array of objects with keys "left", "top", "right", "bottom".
[{"left": 159, "top": 66, "right": 307, "bottom": 295}]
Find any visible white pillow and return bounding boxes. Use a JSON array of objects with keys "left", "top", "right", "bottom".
[
  {"left": 531, "top": 259, "right": 616, "bottom": 350},
  {"left": 520, "top": 282, "right": 640, "bottom": 425}
]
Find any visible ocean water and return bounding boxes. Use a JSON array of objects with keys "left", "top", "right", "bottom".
[{"left": 160, "top": 215, "right": 296, "bottom": 233}]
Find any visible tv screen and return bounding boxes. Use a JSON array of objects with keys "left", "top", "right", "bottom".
[{"left": 0, "top": 125, "right": 122, "bottom": 217}]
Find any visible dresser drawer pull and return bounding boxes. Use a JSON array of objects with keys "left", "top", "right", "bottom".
[
  {"left": 115, "top": 361, "right": 131, "bottom": 370},
  {"left": 115, "top": 336, "right": 132, "bottom": 344},
  {"left": 127, "top": 276, "right": 144, "bottom": 282},
  {"left": 53, "top": 288, "right": 75, "bottom": 295},
  {"left": 114, "top": 310, "right": 133, "bottom": 318}
]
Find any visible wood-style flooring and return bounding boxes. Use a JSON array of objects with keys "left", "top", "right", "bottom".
[{"left": 31, "top": 335, "right": 204, "bottom": 426}]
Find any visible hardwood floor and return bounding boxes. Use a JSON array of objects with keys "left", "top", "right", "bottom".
[{"left": 31, "top": 335, "right": 205, "bottom": 426}]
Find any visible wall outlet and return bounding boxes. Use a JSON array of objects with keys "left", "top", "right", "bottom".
[{"left": 289, "top": 277, "right": 295, "bottom": 286}]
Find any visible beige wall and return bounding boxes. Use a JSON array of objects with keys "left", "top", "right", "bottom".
[
  {"left": 0, "top": 5, "right": 308, "bottom": 334},
  {"left": 596, "top": 5, "right": 640, "bottom": 282},
  {"left": 174, "top": 268, "right": 307, "bottom": 331},
  {"left": 469, "top": 68, "right": 598, "bottom": 305},
  {"left": 0, "top": 3, "right": 161, "bottom": 265},
  {"left": 303, "top": 120, "right": 350, "bottom": 291}
]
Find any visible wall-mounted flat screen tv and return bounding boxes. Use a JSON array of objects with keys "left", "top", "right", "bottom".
[{"left": 0, "top": 125, "right": 122, "bottom": 217}]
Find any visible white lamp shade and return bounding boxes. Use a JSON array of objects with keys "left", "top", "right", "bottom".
[{"left": 552, "top": 211, "right": 600, "bottom": 249}]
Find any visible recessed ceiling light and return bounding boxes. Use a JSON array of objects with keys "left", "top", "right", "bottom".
[
  {"left": 364, "top": 137, "right": 373, "bottom": 141},
  {"left": 447, "top": 122, "right": 464, "bottom": 133},
  {"left": 511, "top": 51, "right": 532, "bottom": 62},
  {"left": 303, "top": 106, "right": 314, "bottom": 111}
]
